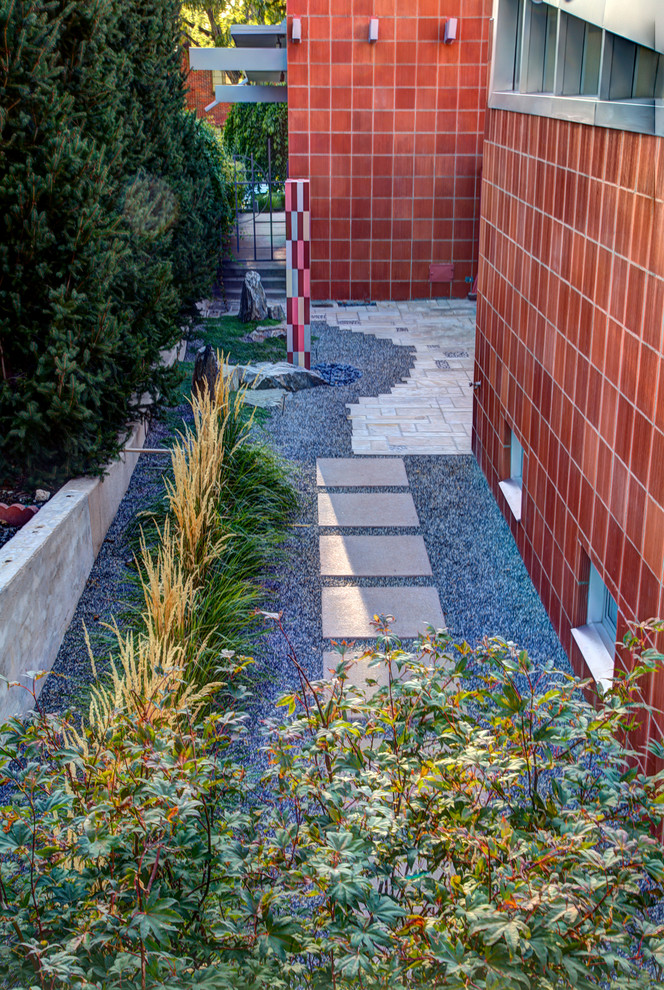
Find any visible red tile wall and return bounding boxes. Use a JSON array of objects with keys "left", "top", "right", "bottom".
[
  {"left": 474, "top": 109, "right": 664, "bottom": 766},
  {"left": 286, "top": 0, "right": 491, "bottom": 301},
  {"left": 184, "top": 55, "right": 232, "bottom": 128}
]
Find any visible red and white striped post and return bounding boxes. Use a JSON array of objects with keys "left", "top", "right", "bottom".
[{"left": 285, "top": 178, "right": 311, "bottom": 369}]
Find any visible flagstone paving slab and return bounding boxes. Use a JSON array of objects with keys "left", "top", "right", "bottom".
[
  {"left": 316, "top": 457, "right": 408, "bottom": 488},
  {"left": 318, "top": 492, "right": 420, "bottom": 528},
  {"left": 318, "top": 300, "right": 476, "bottom": 455},
  {"left": 321, "top": 586, "right": 445, "bottom": 638},
  {"left": 319, "top": 535, "right": 432, "bottom": 576}
]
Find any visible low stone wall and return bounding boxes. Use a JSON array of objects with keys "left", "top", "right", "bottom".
[{"left": 0, "top": 420, "right": 149, "bottom": 722}]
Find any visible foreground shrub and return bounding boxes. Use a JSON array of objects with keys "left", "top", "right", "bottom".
[
  {"left": 261, "top": 619, "right": 664, "bottom": 988},
  {"left": 1, "top": 622, "right": 663, "bottom": 987},
  {"left": 0, "top": 692, "right": 257, "bottom": 989}
]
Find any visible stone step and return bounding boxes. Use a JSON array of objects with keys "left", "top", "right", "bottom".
[
  {"left": 320, "top": 535, "right": 432, "bottom": 577},
  {"left": 321, "top": 586, "right": 445, "bottom": 638},
  {"left": 316, "top": 457, "right": 408, "bottom": 488},
  {"left": 318, "top": 492, "right": 419, "bottom": 528}
]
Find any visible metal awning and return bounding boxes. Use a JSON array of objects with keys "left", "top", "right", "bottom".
[
  {"left": 189, "top": 19, "right": 288, "bottom": 106},
  {"left": 230, "top": 21, "right": 286, "bottom": 49}
]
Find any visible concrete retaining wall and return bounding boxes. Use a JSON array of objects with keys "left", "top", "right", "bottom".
[{"left": 0, "top": 419, "right": 150, "bottom": 722}]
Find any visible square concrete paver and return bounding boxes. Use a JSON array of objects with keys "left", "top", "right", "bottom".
[
  {"left": 318, "top": 492, "right": 420, "bottom": 528},
  {"left": 323, "top": 648, "right": 435, "bottom": 696},
  {"left": 320, "top": 535, "right": 432, "bottom": 576},
  {"left": 316, "top": 457, "right": 408, "bottom": 487},
  {"left": 322, "top": 586, "right": 445, "bottom": 638}
]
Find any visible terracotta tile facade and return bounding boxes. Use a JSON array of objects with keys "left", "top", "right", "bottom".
[
  {"left": 474, "top": 109, "right": 664, "bottom": 764},
  {"left": 286, "top": 0, "right": 491, "bottom": 301}
]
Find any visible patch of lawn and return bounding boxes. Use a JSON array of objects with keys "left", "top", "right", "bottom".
[{"left": 201, "top": 314, "right": 286, "bottom": 366}]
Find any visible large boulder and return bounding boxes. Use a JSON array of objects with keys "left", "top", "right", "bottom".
[
  {"left": 238, "top": 270, "right": 268, "bottom": 323},
  {"left": 192, "top": 345, "right": 219, "bottom": 397},
  {"left": 239, "top": 361, "right": 328, "bottom": 391}
]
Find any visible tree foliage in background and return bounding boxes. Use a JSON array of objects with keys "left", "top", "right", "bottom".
[
  {"left": 181, "top": 0, "right": 285, "bottom": 47},
  {"left": 223, "top": 102, "right": 288, "bottom": 180},
  {"left": 0, "top": 0, "right": 231, "bottom": 484}
]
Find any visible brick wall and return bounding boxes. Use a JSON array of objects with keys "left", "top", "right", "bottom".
[
  {"left": 183, "top": 54, "right": 232, "bottom": 128},
  {"left": 474, "top": 109, "right": 664, "bottom": 763},
  {"left": 286, "top": 0, "right": 492, "bottom": 301}
]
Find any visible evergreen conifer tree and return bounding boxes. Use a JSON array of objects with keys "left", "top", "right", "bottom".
[
  {"left": 0, "top": 0, "right": 229, "bottom": 484},
  {"left": 0, "top": 0, "right": 130, "bottom": 480}
]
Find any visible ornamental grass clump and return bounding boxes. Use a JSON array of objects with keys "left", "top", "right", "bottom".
[{"left": 83, "top": 355, "right": 293, "bottom": 730}]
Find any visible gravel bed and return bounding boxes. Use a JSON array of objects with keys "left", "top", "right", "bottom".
[
  {"left": 33, "top": 319, "right": 569, "bottom": 732},
  {"left": 248, "top": 321, "right": 572, "bottom": 773},
  {"left": 37, "top": 413, "right": 186, "bottom": 714},
  {"left": 0, "top": 526, "right": 19, "bottom": 550}
]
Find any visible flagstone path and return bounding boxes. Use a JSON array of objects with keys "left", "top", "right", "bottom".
[
  {"left": 317, "top": 456, "right": 445, "bottom": 688},
  {"left": 313, "top": 299, "right": 476, "bottom": 455}
]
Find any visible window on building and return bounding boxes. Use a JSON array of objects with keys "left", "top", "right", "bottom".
[
  {"left": 499, "top": 430, "right": 524, "bottom": 522},
  {"left": 605, "top": 33, "right": 664, "bottom": 101},
  {"left": 587, "top": 563, "right": 618, "bottom": 648},
  {"left": 491, "top": 0, "right": 664, "bottom": 135},
  {"left": 212, "top": 69, "right": 234, "bottom": 89},
  {"left": 571, "top": 559, "right": 617, "bottom": 691},
  {"left": 525, "top": 1, "right": 557, "bottom": 93},
  {"left": 560, "top": 13, "right": 602, "bottom": 97}
]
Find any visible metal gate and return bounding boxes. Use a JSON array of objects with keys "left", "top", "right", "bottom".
[{"left": 231, "top": 139, "right": 286, "bottom": 263}]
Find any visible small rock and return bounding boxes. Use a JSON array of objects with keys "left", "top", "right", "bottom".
[
  {"left": 239, "top": 361, "right": 328, "bottom": 392},
  {"left": 242, "top": 325, "right": 287, "bottom": 344},
  {"left": 35, "top": 489, "right": 50, "bottom": 503},
  {"left": 192, "top": 345, "right": 219, "bottom": 398},
  {"left": 268, "top": 304, "right": 285, "bottom": 321},
  {"left": 238, "top": 271, "right": 268, "bottom": 323}
]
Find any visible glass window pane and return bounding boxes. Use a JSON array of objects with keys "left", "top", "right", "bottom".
[
  {"left": 603, "top": 588, "right": 618, "bottom": 642},
  {"left": 542, "top": 7, "right": 557, "bottom": 92},
  {"left": 580, "top": 23, "right": 602, "bottom": 96},
  {"left": 561, "top": 13, "right": 585, "bottom": 95},
  {"left": 514, "top": 0, "right": 524, "bottom": 89},
  {"left": 656, "top": 54, "right": 664, "bottom": 99},
  {"left": 633, "top": 46, "right": 659, "bottom": 99},
  {"left": 525, "top": 2, "right": 548, "bottom": 93},
  {"left": 510, "top": 433, "right": 524, "bottom": 480},
  {"left": 609, "top": 34, "right": 637, "bottom": 100}
]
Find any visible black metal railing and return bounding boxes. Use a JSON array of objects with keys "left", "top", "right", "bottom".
[{"left": 232, "top": 138, "right": 286, "bottom": 262}]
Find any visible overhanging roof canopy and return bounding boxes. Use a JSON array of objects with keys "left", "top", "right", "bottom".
[
  {"left": 230, "top": 21, "right": 286, "bottom": 48},
  {"left": 189, "top": 18, "right": 288, "bottom": 105},
  {"left": 539, "top": 0, "right": 664, "bottom": 53}
]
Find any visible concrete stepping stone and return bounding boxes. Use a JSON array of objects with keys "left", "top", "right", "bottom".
[
  {"left": 320, "top": 535, "right": 432, "bottom": 576},
  {"left": 323, "top": 647, "right": 434, "bottom": 696},
  {"left": 322, "top": 586, "right": 445, "bottom": 638},
  {"left": 318, "top": 492, "right": 419, "bottom": 528},
  {"left": 316, "top": 457, "right": 408, "bottom": 487}
]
